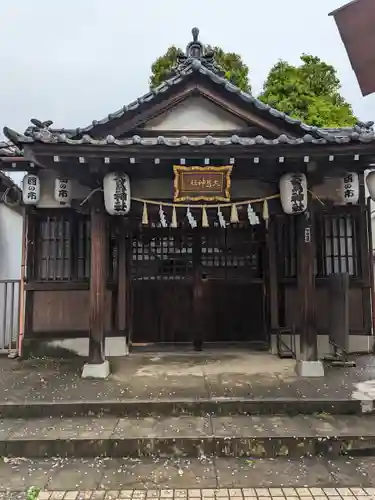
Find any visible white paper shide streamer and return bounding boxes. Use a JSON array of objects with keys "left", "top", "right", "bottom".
[
  {"left": 159, "top": 205, "right": 168, "bottom": 228},
  {"left": 247, "top": 204, "right": 259, "bottom": 225},
  {"left": 217, "top": 207, "right": 226, "bottom": 228},
  {"left": 186, "top": 207, "right": 197, "bottom": 228}
]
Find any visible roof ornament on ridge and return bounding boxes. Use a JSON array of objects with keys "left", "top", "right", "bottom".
[
  {"left": 353, "top": 121, "right": 374, "bottom": 134},
  {"left": 25, "top": 119, "right": 53, "bottom": 136},
  {"left": 170, "top": 28, "right": 225, "bottom": 77}
]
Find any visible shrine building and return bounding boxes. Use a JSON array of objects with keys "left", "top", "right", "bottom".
[{"left": 1, "top": 29, "right": 375, "bottom": 377}]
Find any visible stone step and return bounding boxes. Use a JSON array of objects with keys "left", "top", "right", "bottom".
[
  {"left": 2, "top": 456, "right": 375, "bottom": 491},
  {"left": 1, "top": 414, "right": 375, "bottom": 459},
  {"left": 0, "top": 398, "right": 362, "bottom": 419}
]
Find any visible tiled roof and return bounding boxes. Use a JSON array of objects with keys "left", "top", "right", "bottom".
[
  {"left": 2, "top": 28, "right": 374, "bottom": 147},
  {"left": 44, "top": 58, "right": 358, "bottom": 140},
  {"left": 4, "top": 129, "right": 375, "bottom": 147},
  {"left": 0, "top": 141, "right": 22, "bottom": 157}
]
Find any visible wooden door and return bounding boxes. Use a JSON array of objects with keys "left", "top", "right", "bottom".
[{"left": 130, "top": 224, "right": 266, "bottom": 345}]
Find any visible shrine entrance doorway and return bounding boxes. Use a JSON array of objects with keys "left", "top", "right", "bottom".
[{"left": 129, "top": 223, "right": 267, "bottom": 348}]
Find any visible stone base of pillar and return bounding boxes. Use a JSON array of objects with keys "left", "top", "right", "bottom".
[
  {"left": 82, "top": 360, "right": 110, "bottom": 379},
  {"left": 295, "top": 360, "right": 325, "bottom": 377}
]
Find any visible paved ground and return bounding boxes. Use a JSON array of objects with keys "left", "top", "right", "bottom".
[
  {"left": 0, "top": 351, "right": 374, "bottom": 403},
  {"left": 1, "top": 456, "right": 375, "bottom": 493},
  {"left": 1, "top": 352, "right": 375, "bottom": 498},
  {"left": 31, "top": 487, "right": 375, "bottom": 499}
]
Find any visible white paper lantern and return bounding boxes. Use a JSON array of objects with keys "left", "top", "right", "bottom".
[
  {"left": 54, "top": 178, "right": 72, "bottom": 205},
  {"left": 339, "top": 172, "right": 359, "bottom": 205},
  {"left": 22, "top": 174, "right": 40, "bottom": 205},
  {"left": 366, "top": 171, "right": 375, "bottom": 201},
  {"left": 103, "top": 172, "right": 131, "bottom": 215},
  {"left": 279, "top": 173, "right": 307, "bottom": 215}
]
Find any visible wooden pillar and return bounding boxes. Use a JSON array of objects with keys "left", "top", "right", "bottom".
[
  {"left": 297, "top": 206, "right": 317, "bottom": 361},
  {"left": 267, "top": 216, "right": 279, "bottom": 332},
  {"left": 88, "top": 193, "right": 107, "bottom": 364},
  {"left": 22, "top": 210, "right": 36, "bottom": 357},
  {"left": 117, "top": 219, "right": 129, "bottom": 339},
  {"left": 359, "top": 175, "right": 372, "bottom": 335}
]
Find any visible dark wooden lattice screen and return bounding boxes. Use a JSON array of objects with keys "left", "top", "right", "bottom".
[
  {"left": 131, "top": 225, "right": 263, "bottom": 282},
  {"left": 316, "top": 212, "right": 359, "bottom": 277},
  {"left": 32, "top": 213, "right": 116, "bottom": 282},
  {"left": 37, "top": 215, "right": 74, "bottom": 281},
  {"left": 277, "top": 210, "right": 361, "bottom": 279}
]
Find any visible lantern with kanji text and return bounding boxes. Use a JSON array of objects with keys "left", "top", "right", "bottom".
[
  {"left": 103, "top": 172, "right": 131, "bottom": 215},
  {"left": 339, "top": 172, "right": 359, "bottom": 205},
  {"left": 22, "top": 174, "right": 40, "bottom": 205},
  {"left": 279, "top": 173, "right": 308, "bottom": 215},
  {"left": 54, "top": 178, "right": 72, "bottom": 205}
]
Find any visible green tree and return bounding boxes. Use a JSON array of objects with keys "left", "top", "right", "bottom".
[
  {"left": 149, "top": 45, "right": 251, "bottom": 93},
  {"left": 258, "top": 55, "right": 356, "bottom": 127}
]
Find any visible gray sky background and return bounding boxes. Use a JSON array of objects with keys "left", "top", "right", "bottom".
[{"left": 1, "top": 0, "right": 374, "bottom": 140}]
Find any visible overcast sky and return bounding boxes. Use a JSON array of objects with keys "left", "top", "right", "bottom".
[{"left": 1, "top": 0, "right": 374, "bottom": 140}]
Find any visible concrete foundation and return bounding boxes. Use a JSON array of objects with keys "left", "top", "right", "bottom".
[
  {"left": 48, "top": 337, "right": 128, "bottom": 357},
  {"left": 82, "top": 360, "right": 110, "bottom": 379},
  {"left": 295, "top": 360, "right": 325, "bottom": 377},
  {"left": 271, "top": 334, "right": 373, "bottom": 359}
]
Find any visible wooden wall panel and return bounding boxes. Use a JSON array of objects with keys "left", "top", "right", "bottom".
[
  {"left": 283, "top": 284, "right": 370, "bottom": 335},
  {"left": 32, "top": 290, "right": 112, "bottom": 333},
  {"left": 284, "top": 285, "right": 299, "bottom": 330}
]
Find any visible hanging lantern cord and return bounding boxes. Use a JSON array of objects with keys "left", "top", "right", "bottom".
[
  {"left": 2, "top": 186, "right": 21, "bottom": 208},
  {"left": 80, "top": 187, "right": 103, "bottom": 206}
]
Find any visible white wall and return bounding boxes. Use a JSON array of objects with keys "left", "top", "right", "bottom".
[
  {"left": 0, "top": 204, "right": 22, "bottom": 280},
  {"left": 0, "top": 204, "right": 23, "bottom": 350},
  {"left": 144, "top": 96, "right": 247, "bottom": 131}
]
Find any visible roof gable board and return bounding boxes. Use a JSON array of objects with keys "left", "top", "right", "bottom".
[{"left": 143, "top": 96, "right": 248, "bottom": 131}]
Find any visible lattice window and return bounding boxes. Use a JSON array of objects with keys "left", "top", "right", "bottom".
[
  {"left": 277, "top": 213, "right": 360, "bottom": 279},
  {"left": 132, "top": 228, "right": 193, "bottom": 281},
  {"left": 38, "top": 215, "right": 73, "bottom": 281},
  {"left": 131, "top": 226, "right": 262, "bottom": 281},
  {"left": 33, "top": 213, "right": 116, "bottom": 282},
  {"left": 201, "top": 228, "right": 262, "bottom": 280},
  {"left": 317, "top": 213, "right": 359, "bottom": 277}
]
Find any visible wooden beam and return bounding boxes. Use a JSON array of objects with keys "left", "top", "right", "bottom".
[
  {"left": 28, "top": 141, "right": 375, "bottom": 165},
  {"left": 88, "top": 192, "right": 108, "bottom": 364},
  {"left": 296, "top": 200, "right": 318, "bottom": 360}
]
